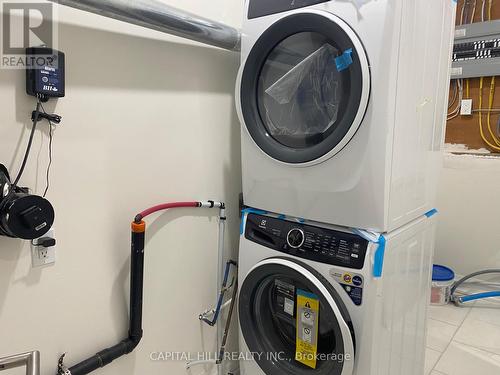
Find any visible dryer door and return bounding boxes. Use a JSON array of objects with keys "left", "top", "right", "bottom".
[
  {"left": 240, "top": 12, "right": 370, "bottom": 165},
  {"left": 239, "top": 257, "right": 355, "bottom": 375}
]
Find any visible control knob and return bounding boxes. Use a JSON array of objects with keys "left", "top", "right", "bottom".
[{"left": 287, "top": 228, "right": 305, "bottom": 249}]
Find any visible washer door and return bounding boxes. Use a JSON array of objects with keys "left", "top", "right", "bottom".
[
  {"left": 239, "top": 257, "right": 355, "bottom": 375},
  {"left": 240, "top": 12, "right": 370, "bottom": 165}
]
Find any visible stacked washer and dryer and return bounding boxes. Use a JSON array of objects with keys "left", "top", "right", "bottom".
[{"left": 236, "top": 1, "right": 456, "bottom": 375}]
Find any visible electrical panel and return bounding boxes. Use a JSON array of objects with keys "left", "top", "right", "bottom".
[{"left": 451, "top": 20, "right": 500, "bottom": 79}]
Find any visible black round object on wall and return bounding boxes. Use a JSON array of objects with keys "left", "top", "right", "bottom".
[
  {"left": 0, "top": 165, "right": 54, "bottom": 240},
  {"left": 0, "top": 192, "right": 54, "bottom": 240}
]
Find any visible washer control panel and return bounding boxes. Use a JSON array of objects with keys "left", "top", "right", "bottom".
[
  {"left": 287, "top": 228, "right": 305, "bottom": 248},
  {"left": 248, "top": 0, "right": 329, "bottom": 19},
  {"left": 245, "top": 214, "right": 368, "bottom": 269}
]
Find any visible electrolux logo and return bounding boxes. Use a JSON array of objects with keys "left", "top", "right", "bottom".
[{"left": 1, "top": 0, "right": 58, "bottom": 69}]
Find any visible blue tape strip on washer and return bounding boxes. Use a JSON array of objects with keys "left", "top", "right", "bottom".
[
  {"left": 425, "top": 208, "right": 438, "bottom": 218},
  {"left": 352, "top": 228, "right": 386, "bottom": 278},
  {"left": 373, "top": 235, "right": 386, "bottom": 278},
  {"left": 335, "top": 48, "right": 353, "bottom": 72},
  {"left": 240, "top": 208, "right": 268, "bottom": 235}
]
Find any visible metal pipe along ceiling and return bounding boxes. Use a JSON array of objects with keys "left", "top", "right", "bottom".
[{"left": 49, "top": 0, "right": 241, "bottom": 51}]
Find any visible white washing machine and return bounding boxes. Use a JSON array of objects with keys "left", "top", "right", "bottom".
[
  {"left": 236, "top": 0, "right": 456, "bottom": 232},
  {"left": 238, "top": 211, "right": 436, "bottom": 375}
]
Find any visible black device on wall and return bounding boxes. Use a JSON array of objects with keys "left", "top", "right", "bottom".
[
  {"left": 0, "top": 47, "right": 64, "bottom": 241},
  {"left": 26, "top": 47, "right": 65, "bottom": 102},
  {"left": 0, "top": 164, "right": 54, "bottom": 240}
]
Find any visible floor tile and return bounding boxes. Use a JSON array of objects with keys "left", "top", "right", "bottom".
[
  {"left": 428, "top": 304, "right": 470, "bottom": 326},
  {"left": 426, "top": 318, "right": 458, "bottom": 352},
  {"left": 454, "top": 315, "right": 500, "bottom": 355},
  {"left": 466, "top": 307, "right": 500, "bottom": 327},
  {"left": 430, "top": 371, "right": 447, "bottom": 375},
  {"left": 425, "top": 348, "right": 441, "bottom": 375},
  {"left": 435, "top": 341, "right": 500, "bottom": 375}
]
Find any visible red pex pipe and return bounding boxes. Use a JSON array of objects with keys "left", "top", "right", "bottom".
[{"left": 135, "top": 201, "right": 199, "bottom": 222}]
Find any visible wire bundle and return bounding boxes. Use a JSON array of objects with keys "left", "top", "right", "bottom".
[
  {"left": 477, "top": 0, "right": 499, "bottom": 151},
  {"left": 460, "top": 0, "right": 478, "bottom": 25},
  {"left": 481, "top": 0, "right": 493, "bottom": 22},
  {"left": 447, "top": 79, "right": 464, "bottom": 121},
  {"left": 450, "top": 1, "right": 500, "bottom": 151},
  {"left": 478, "top": 76, "right": 500, "bottom": 151}
]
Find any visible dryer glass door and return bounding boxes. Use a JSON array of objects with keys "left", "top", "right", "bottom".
[
  {"left": 240, "top": 12, "right": 370, "bottom": 164},
  {"left": 259, "top": 32, "right": 344, "bottom": 149},
  {"left": 239, "top": 257, "right": 355, "bottom": 375}
]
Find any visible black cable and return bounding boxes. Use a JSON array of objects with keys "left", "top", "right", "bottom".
[
  {"left": 43, "top": 120, "right": 53, "bottom": 197},
  {"left": 40, "top": 102, "right": 53, "bottom": 197},
  {"left": 12, "top": 99, "right": 42, "bottom": 187}
]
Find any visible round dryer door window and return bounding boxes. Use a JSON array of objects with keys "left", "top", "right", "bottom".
[
  {"left": 240, "top": 12, "right": 370, "bottom": 164},
  {"left": 239, "top": 257, "right": 355, "bottom": 375}
]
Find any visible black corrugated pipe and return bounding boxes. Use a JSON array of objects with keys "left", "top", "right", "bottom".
[
  {"left": 57, "top": 201, "right": 225, "bottom": 375},
  {"left": 58, "top": 221, "right": 146, "bottom": 375}
]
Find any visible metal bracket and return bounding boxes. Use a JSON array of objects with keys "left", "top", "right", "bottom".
[
  {"left": 56, "top": 353, "right": 71, "bottom": 375},
  {"left": 0, "top": 351, "right": 40, "bottom": 375}
]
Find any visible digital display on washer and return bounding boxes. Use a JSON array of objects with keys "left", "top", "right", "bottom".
[
  {"left": 248, "top": 0, "right": 330, "bottom": 19},
  {"left": 245, "top": 214, "right": 368, "bottom": 269}
]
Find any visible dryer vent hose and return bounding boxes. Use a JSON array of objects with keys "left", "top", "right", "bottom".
[{"left": 57, "top": 200, "right": 225, "bottom": 375}]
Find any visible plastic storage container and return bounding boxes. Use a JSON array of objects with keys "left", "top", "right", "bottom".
[{"left": 431, "top": 265, "right": 455, "bottom": 305}]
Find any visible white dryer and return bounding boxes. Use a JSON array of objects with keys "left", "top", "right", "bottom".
[
  {"left": 236, "top": 0, "right": 456, "bottom": 232},
  {"left": 238, "top": 211, "right": 436, "bottom": 375}
]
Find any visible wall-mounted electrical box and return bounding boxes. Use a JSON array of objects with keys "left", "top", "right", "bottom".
[
  {"left": 26, "top": 47, "right": 65, "bottom": 102},
  {"left": 451, "top": 20, "right": 500, "bottom": 79}
]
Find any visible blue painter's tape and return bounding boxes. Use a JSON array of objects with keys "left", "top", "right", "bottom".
[
  {"left": 240, "top": 208, "right": 268, "bottom": 235},
  {"left": 352, "top": 228, "right": 386, "bottom": 278},
  {"left": 425, "top": 209, "right": 438, "bottom": 218},
  {"left": 277, "top": 214, "right": 286, "bottom": 220},
  {"left": 373, "top": 235, "right": 386, "bottom": 278},
  {"left": 335, "top": 48, "right": 353, "bottom": 72}
]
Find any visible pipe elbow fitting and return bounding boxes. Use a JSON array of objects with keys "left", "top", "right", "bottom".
[{"left": 125, "top": 332, "right": 143, "bottom": 353}]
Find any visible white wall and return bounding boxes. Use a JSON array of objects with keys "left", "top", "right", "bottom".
[
  {"left": 435, "top": 154, "right": 500, "bottom": 276},
  {"left": 0, "top": 1, "right": 243, "bottom": 374}
]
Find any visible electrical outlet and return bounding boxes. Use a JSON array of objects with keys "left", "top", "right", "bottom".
[
  {"left": 31, "top": 227, "right": 56, "bottom": 267},
  {"left": 460, "top": 99, "right": 473, "bottom": 116}
]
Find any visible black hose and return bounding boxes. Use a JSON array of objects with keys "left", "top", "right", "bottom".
[
  {"left": 63, "top": 224, "right": 145, "bottom": 375},
  {"left": 13, "top": 101, "right": 42, "bottom": 187},
  {"left": 0, "top": 101, "right": 42, "bottom": 217}
]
